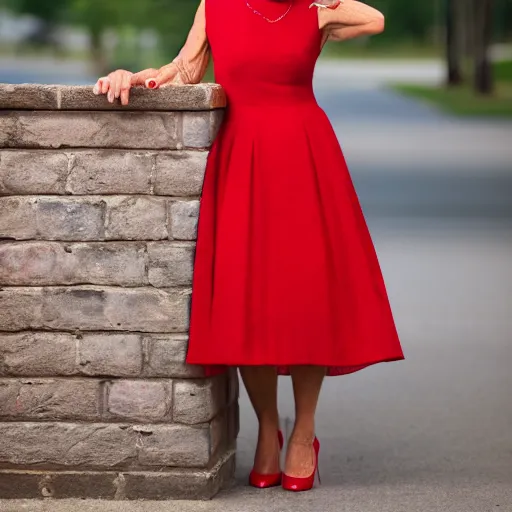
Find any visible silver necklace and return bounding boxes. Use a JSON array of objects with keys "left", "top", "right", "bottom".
[{"left": 246, "top": 0, "right": 293, "bottom": 23}]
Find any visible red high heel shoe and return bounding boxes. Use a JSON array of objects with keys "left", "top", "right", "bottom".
[
  {"left": 249, "top": 430, "right": 284, "bottom": 488},
  {"left": 282, "top": 437, "right": 321, "bottom": 492}
]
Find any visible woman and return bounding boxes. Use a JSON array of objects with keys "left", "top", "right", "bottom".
[{"left": 94, "top": 0, "right": 404, "bottom": 492}]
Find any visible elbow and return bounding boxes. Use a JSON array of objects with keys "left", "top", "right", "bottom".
[{"left": 369, "top": 14, "right": 385, "bottom": 35}]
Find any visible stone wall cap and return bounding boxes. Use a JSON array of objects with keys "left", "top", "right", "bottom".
[{"left": 0, "top": 83, "right": 226, "bottom": 111}]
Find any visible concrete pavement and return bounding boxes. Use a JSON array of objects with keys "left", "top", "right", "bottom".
[{"left": 2, "top": 482, "right": 510, "bottom": 512}]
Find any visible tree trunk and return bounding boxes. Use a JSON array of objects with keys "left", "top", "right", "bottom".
[
  {"left": 90, "top": 30, "right": 108, "bottom": 77},
  {"left": 472, "top": 0, "right": 493, "bottom": 95},
  {"left": 445, "top": 0, "right": 464, "bottom": 86}
]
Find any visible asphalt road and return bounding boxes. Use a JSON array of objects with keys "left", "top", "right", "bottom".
[{"left": 1, "top": 57, "right": 511, "bottom": 511}]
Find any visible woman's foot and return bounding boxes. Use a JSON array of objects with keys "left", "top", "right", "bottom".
[
  {"left": 252, "top": 424, "right": 282, "bottom": 475},
  {"left": 284, "top": 432, "right": 316, "bottom": 478}
]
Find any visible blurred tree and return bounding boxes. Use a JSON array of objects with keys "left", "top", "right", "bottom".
[
  {"left": 493, "top": 0, "right": 512, "bottom": 39},
  {"left": 472, "top": 0, "right": 494, "bottom": 94},
  {"left": 143, "top": 0, "right": 198, "bottom": 58},
  {"left": 69, "top": 0, "right": 122, "bottom": 74},
  {"left": 3, "top": 0, "right": 69, "bottom": 24},
  {"left": 445, "top": 0, "right": 464, "bottom": 86},
  {"left": 3, "top": 0, "right": 510, "bottom": 73},
  {"left": 371, "top": 0, "right": 438, "bottom": 43},
  {"left": 4, "top": 0, "right": 69, "bottom": 46},
  {"left": 70, "top": 0, "right": 198, "bottom": 72}
]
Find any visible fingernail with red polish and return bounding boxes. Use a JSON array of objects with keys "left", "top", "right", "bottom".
[{"left": 147, "top": 80, "right": 157, "bottom": 89}]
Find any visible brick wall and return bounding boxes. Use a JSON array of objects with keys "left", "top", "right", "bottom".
[{"left": 0, "top": 83, "right": 239, "bottom": 500}]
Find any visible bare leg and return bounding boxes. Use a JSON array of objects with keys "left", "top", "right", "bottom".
[
  {"left": 285, "top": 365, "right": 326, "bottom": 477},
  {"left": 240, "top": 365, "right": 280, "bottom": 474}
]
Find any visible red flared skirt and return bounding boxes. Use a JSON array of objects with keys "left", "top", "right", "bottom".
[{"left": 186, "top": 104, "right": 404, "bottom": 376}]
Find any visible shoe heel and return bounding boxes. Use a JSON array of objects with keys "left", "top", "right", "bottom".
[
  {"left": 314, "top": 437, "right": 321, "bottom": 485},
  {"left": 316, "top": 464, "right": 322, "bottom": 485}
]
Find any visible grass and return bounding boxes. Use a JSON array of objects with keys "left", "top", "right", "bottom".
[
  {"left": 392, "top": 60, "right": 512, "bottom": 118},
  {"left": 495, "top": 59, "right": 512, "bottom": 81},
  {"left": 321, "top": 40, "right": 443, "bottom": 60}
]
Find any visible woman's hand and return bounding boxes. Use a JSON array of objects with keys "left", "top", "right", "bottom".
[
  {"left": 92, "top": 67, "right": 164, "bottom": 106},
  {"left": 93, "top": 69, "right": 133, "bottom": 106}
]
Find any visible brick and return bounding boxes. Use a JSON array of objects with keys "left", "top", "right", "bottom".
[
  {"left": 0, "top": 196, "right": 37, "bottom": 240},
  {"left": 170, "top": 200, "right": 199, "bottom": 240},
  {"left": 0, "top": 112, "right": 14, "bottom": 147},
  {"left": 137, "top": 424, "right": 210, "bottom": 467},
  {"left": 173, "top": 376, "right": 227, "bottom": 425},
  {"left": 0, "top": 422, "right": 138, "bottom": 468},
  {"left": 143, "top": 335, "right": 204, "bottom": 378},
  {"left": 0, "top": 286, "right": 189, "bottom": 333},
  {"left": 147, "top": 242, "right": 194, "bottom": 287},
  {"left": 0, "top": 241, "right": 146, "bottom": 286},
  {"left": 210, "top": 409, "right": 229, "bottom": 459},
  {"left": 210, "top": 110, "right": 225, "bottom": 140},
  {"left": 67, "top": 151, "right": 153, "bottom": 195},
  {"left": 227, "top": 402, "right": 240, "bottom": 445},
  {"left": 0, "top": 378, "right": 101, "bottom": 421},
  {"left": 0, "top": 332, "right": 76, "bottom": 376},
  {"left": 0, "top": 288, "right": 43, "bottom": 331},
  {"left": 0, "top": 470, "right": 118, "bottom": 499},
  {"left": 78, "top": 333, "right": 143, "bottom": 377},
  {"left": 36, "top": 197, "right": 106, "bottom": 241},
  {"left": 0, "top": 197, "right": 105, "bottom": 242},
  {"left": 106, "top": 380, "right": 170, "bottom": 422},
  {"left": 123, "top": 450, "right": 235, "bottom": 500},
  {"left": 38, "top": 286, "right": 189, "bottom": 332},
  {"left": 0, "top": 111, "right": 180, "bottom": 149},
  {"left": 0, "top": 450, "right": 235, "bottom": 500},
  {"left": 0, "top": 150, "right": 68, "bottom": 195},
  {"left": 0, "top": 83, "right": 58, "bottom": 110},
  {"left": 182, "top": 112, "right": 212, "bottom": 149},
  {"left": 105, "top": 196, "right": 168, "bottom": 240},
  {"left": 58, "top": 83, "right": 226, "bottom": 111},
  {"left": 154, "top": 151, "right": 206, "bottom": 196}
]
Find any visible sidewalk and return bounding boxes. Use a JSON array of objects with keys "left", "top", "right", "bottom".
[{"left": 2, "top": 480, "right": 511, "bottom": 512}]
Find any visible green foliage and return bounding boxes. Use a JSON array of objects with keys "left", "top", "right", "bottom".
[
  {"left": 69, "top": 0, "right": 121, "bottom": 35},
  {"left": 494, "top": 1, "right": 512, "bottom": 39},
  {"left": 370, "top": 0, "right": 439, "bottom": 42},
  {"left": 147, "top": 1, "right": 197, "bottom": 57},
  {"left": 3, "top": 0, "right": 512, "bottom": 64},
  {"left": 494, "top": 60, "right": 512, "bottom": 82},
  {"left": 4, "top": 0, "right": 70, "bottom": 23}
]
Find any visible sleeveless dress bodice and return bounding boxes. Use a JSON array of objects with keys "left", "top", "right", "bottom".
[{"left": 206, "top": 0, "right": 321, "bottom": 111}]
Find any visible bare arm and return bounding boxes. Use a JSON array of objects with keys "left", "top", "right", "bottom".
[
  {"left": 145, "top": 0, "right": 209, "bottom": 88},
  {"left": 93, "top": 0, "right": 209, "bottom": 105},
  {"left": 318, "top": 0, "right": 385, "bottom": 43}
]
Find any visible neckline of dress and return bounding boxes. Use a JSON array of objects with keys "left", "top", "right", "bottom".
[{"left": 245, "top": 0, "right": 294, "bottom": 24}]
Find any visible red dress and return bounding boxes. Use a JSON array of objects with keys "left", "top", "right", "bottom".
[{"left": 186, "top": 0, "right": 404, "bottom": 376}]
